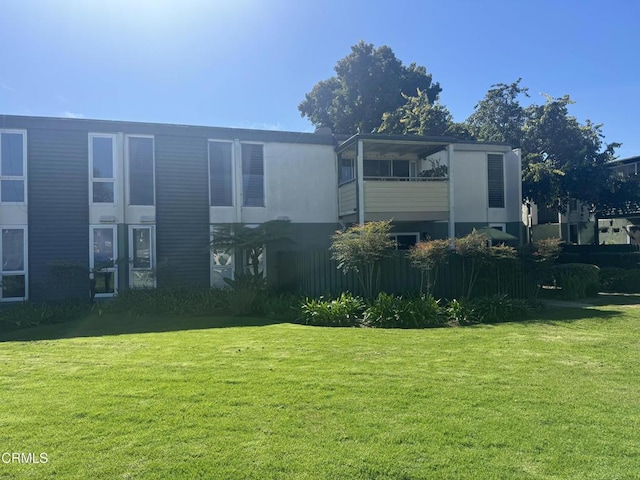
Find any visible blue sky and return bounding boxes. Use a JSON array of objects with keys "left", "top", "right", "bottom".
[{"left": 1, "top": 0, "right": 639, "bottom": 158}]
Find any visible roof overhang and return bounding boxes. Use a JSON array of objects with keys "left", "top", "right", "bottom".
[{"left": 336, "top": 133, "right": 456, "bottom": 160}]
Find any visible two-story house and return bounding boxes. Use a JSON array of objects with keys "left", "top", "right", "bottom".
[{"left": 0, "top": 114, "right": 522, "bottom": 303}]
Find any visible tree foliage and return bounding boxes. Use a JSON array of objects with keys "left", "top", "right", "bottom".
[
  {"left": 330, "top": 220, "right": 396, "bottom": 299},
  {"left": 409, "top": 238, "right": 450, "bottom": 295},
  {"left": 465, "top": 80, "right": 638, "bottom": 215},
  {"left": 298, "top": 41, "right": 441, "bottom": 135},
  {"left": 378, "top": 89, "right": 471, "bottom": 138},
  {"left": 466, "top": 79, "right": 529, "bottom": 146}
]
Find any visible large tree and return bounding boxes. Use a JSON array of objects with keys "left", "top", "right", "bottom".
[
  {"left": 465, "top": 81, "right": 640, "bottom": 215},
  {"left": 298, "top": 41, "right": 441, "bottom": 135}
]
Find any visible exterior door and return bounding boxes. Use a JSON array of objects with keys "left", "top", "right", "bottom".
[{"left": 129, "top": 226, "right": 155, "bottom": 288}]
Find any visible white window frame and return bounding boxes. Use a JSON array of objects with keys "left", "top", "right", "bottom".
[
  {"left": 128, "top": 225, "right": 156, "bottom": 288},
  {"left": 487, "top": 152, "right": 506, "bottom": 209},
  {"left": 126, "top": 135, "right": 156, "bottom": 206},
  {"left": 0, "top": 129, "right": 27, "bottom": 205},
  {"left": 210, "top": 225, "right": 235, "bottom": 288},
  {"left": 208, "top": 139, "right": 235, "bottom": 207},
  {"left": 389, "top": 232, "right": 420, "bottom": 251},
  {"left": 89, "top": 133, "right": 118, "bottom": 206},
  {"left": 0, "top": 225, "right": 28, "bottom": 302},
  {"left": 90, "top": 225, "right": 118, "bottom": 298},
  {"left": 240, "top": 142, "right": 266, "bottom": 208}
]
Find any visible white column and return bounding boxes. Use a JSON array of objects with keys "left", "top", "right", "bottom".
[
  {"left": 357, "top": 139, "right": 365, "bottom": 225},
  {"left": 447, "top": 143, "right": 455, "bottom": 245},
  {"left": 234, "top": 139, "right": 242, "bottom": 223}
]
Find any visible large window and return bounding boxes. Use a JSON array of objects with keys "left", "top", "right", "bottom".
[
  {"left": 1, "top": 130, "right": 26, "bottom": 203},
  {"left": 128, "top": 136, "right": 155, "bottom": 206},
  {"left": 209, "top": 141, "right": 233, "bottom": 206},
  {"left": 90, "top": 134, "right": 116, "bottom": 204},
  {"left": 0, "top": 227, "right": 27, "bottom": 301},
  {"left": 242, "top": 143, "right": 264, "bottom": 207},
  {"left": 129, "top": 226, "right": 155, "bottom": 288},
  {"left": 90, "top": 226, "right": 117, "bottom": 297},
  {"left": 487, "top": 153, "right": 505, "bottom": 208}
]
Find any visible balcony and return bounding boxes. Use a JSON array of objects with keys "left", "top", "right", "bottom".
[{"left": 339, "top": 177, "right": 449, "bottom": 222}]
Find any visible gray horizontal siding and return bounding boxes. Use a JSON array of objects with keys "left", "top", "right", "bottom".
[
  {"left": 1, "top": 114, "right": 334, "bottom": 146},
  {"left": 155, "top": 135, "right": 210, "bottom": 286},
  {"left": 28, "top": 128, "right": 89, "bottom": 301}
]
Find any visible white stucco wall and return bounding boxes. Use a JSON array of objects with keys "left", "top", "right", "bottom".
[
  {"left": 450, "top": 144, "right": 521, "bottom": 224},
  {"left": 211, "top": 141, "right": 338, "bottom": 224}
]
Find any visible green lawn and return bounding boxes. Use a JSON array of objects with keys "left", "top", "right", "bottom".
[{"left": 1, "top": 305, "right": 639, "bottom": 479}]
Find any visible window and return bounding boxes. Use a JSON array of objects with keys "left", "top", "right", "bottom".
[
  {"left": 0, "top": 131, "right": 26, "bottom": 203},
  {"left": 244, "top": 248, "right": 265, "bottom": 277},
  {"left": 129, "top": 226, "right": 155, "bottom": 288},
  {"left": 0, "top": 227, "right": 27, "bottom": 301},
  {"left": 128, "top": 136, "right": 154, "bottom": 206},
  {"left": 90, "top": 134, "right": 116, "bottom": 204},
  {"left": 209, "top": 141, "right": 233, "bottom": 206},
  {"left": 487, "top": 153, "right": 505, "bottom": 208},
  {"left": 389, "top": 233, "right": 419, "bottom": 251},
  {"left": 363, "top": 159, "right": 417, "bottom": 179},
  {"left": 242, "top": 143, "right": 264, "bottom": 207},
  {"left": 339, "top": 157, "right": 355, "bottom": 183},
  {"left": 364, "top": 159, "right": 391, "bottom": 177},
  {"left": 211, "top": 227, "right": 234, "bottom": 288},
  {"left": 90, "top": 226, "right": 117, "bottom": 297}
]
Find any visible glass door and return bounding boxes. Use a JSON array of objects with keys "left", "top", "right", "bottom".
[{"left": 129, "top": 226, "right": 155, "bottom": 288}]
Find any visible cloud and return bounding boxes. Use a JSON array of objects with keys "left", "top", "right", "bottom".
[
  {"left": 0, "top": 82, "right": 16, "bottom": 92},
  {"left": 62, "top": 111, "right": 85, "bottom": 119}
]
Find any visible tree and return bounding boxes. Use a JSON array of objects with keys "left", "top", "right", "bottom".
[
  {"left": 378, "top": 89, "right": 472, "bottom": 138},
  {"left": 466, "top": 80, "right": 637, "bottom": 216},
  {"left": 298, "top": 41, "right": 441, "bottom": 134},
  {"left": 408, "top": 238, "right": 450, "bottom": 295},
  {"left": 465, "top": 79, "right": 529, "bottom": 147},
  {"left": 330, "top": 220, "right": 396, "bottom": 299}
]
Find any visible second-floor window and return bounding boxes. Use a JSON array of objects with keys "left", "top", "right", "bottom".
[
  {"left": 90, "top": 134, "right": 116, "bottom": 204},
  {"left": 209, "top": 141, "right": 233, "bottom": 206},
  {"left": 242, "top": 143, "right": 264, "bottom": 207},
  {"left": 0, "top": 130, "right": 26, "bottom": 204},
  {"left": 487, "top": 153, "right": 505, "bottom": 208},
  {"left": 128, "top": 136, "right": 155, "bottom": 206}
]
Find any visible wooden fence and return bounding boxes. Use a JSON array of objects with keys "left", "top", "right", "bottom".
[{"left": 277, "top": 250, "right": 537, "bottom": 299}]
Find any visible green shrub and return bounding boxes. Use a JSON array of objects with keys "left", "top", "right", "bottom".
[
  {"left": 552, "top": 264, "right": 600, "bottom": 299},
  {"left": 469, "top": 295, "right": 542, "bottom": 324},
  {"left": 599, "top": 267, "right": 640, "bottom": 293},
  {"left": 0, "top": 302, "right": 91, "bottom": 333},
  {"left": 444, "top": 298, "right": 477, "bottom": 326},
  {"left": 257, "top": 293, "right": 304, "bottom": 322},
  {"left": 301, "top": 293, "right": 365, "bottom": 327},
  {"left": 104, "top": 287, "right": 229, "bottom": 316},
  {"left": 363, "top": 293, "right": 444, "bottom": 328}
]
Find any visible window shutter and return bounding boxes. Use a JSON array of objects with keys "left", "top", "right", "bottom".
[{"left": 487, "top": 154, "right": 505, "bottom": 208}]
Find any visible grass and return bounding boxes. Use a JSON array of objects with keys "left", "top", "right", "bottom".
[{"left": 1, "top": 304, "right": 639, "bottom": 479}]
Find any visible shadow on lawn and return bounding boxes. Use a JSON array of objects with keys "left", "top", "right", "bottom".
[
  {"left": 511, "top": 305, "right": 625, "bottom": 328},
  {"left": 0, "top": 313, "right": 289, "bottom": 343}
]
